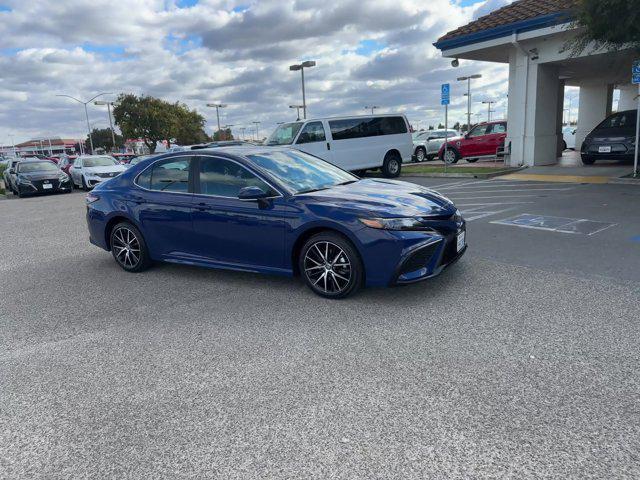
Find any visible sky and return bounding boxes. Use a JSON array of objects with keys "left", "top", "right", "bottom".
[{"left": 0, "top": 0, "right": 528, "bottom": 144}]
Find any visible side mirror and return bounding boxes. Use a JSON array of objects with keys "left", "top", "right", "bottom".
[
  {"left": 9, "top": 168, "right": 15, "bottom": 174},
  {"left": 238, "top": 186, "right": 269, "bottom": 200}
]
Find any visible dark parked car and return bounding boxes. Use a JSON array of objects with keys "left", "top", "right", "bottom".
[
  {"left": 581, "top": 109, "right": 637, "bottom": 165},
  {"left": 3, "top": 158, "right": 21, "bottom": 192},
  {"left": 9, "top": 159, "right": 72, "bottom": 197},
  {"left": 85, "top": 147, "right": 466, "bottom": 299}
]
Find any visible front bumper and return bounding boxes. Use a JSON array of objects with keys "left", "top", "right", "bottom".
[{"left": 16, "top": 178, "right": 72, "bottom": 195}]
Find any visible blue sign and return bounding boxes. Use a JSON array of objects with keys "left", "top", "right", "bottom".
[
  {"left": 441, "top": 83, "right": 450, "bottom": 106},
  {"left": 633, "top": 60, "right": 640, "bottom": 75},
  {"left": 633, "top": 73, "right": 640, "bottom": 85}
]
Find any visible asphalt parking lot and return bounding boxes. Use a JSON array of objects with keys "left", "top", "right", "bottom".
[{"left": 1, "top": 181, "right": 639, "bottom": 479}]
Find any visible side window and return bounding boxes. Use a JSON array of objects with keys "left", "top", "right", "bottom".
[
  {"left": 489, "top": 123, "right": 506, "bottom": 134},
  {"left": 467, "top": 125, "right": 489, "bottom": 137},
  {"left": 198, "top": 157, "right": 274, "bottom": 198},
  {"left": 296, "top": 122, "right": 326, "bottom": 144},
  {"left": 329, "top": 116, "right": 408, "bottom": 141},
  {"left": 139, "top": 157, "right": 191, "bottom": 192}
]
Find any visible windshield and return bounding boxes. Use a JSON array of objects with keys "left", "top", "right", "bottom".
[
  {"left": 596, "top": 111, "right": 637, "bottom": 130},
  {"left": 18, "top": 161, "right": 58, "bottom": 173},
  {"left": 266, "top": 122, "right": 303, "bottom": 145},
  {"left": 84, "top": 156, "right": 117, "bottom": 167},
  {"left": 247, "top": 150, "right": 357, "bottom": 194}
]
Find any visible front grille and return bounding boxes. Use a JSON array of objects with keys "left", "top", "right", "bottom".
[
  {"left": 96, "top": 172, "right": 118, "bottom": 178},
  {"left": 587, "top": 143, "right": 629, "bottom": 154},
  {"left": 439, "top": 232, "right": 463, "bottom": 267},
  {"left": 399, "top": 242, "right": 440, "bottom": 275}
]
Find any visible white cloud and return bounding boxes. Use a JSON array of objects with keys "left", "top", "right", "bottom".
[{"left": 0, "top": 0, "right": 510, "bottom": 144}]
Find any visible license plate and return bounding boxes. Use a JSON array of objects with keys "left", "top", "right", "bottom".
[
  {"left": 456, "top": 231, "right": 465, "bottom": 252},
  {"left": 598, "top": 146, "right": 611, "bottom": 153},
  {"left": 42, "top": 183, "right": 52, "bottom": 189}
]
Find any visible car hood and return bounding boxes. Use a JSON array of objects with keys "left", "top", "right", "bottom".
[
  {"left": 300, "top": 179, "right": 456, "bottom": 218},
  {"left": 84, "top": 165, "right": 126, "bottom": 174},
  {"left": 19, "top": 171, "right": 62, "bottom": 181}
]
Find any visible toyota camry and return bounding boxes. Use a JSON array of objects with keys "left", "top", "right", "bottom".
[{"left": 85, "top": 147, "right": 466, "bottom": 298}]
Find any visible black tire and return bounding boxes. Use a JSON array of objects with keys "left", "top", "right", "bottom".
[
  {"left": 466, "top": 158, "right": 478, "bottom": 163},
  {"left": 562, "top": 140, "right": 567, "bottom": 151},
  {"left": 415, "top": 147, "right": 426, "bottom": 163},
  {"left": 426, "top": 154, "right": 435, "bottom": 162},
  {"left": 382, "top": 151, "right": 402, "bottom": 178},
  {"left": 442, "top": 148, "right": 460, "bottom": 164},
  {"left": 299, "top": 232, "right": 364, "bottom": 299},
  {"left": 110, "top": 222, "right": 152, "bottom": 272},
  {"left": 581, "top": 155, "right": 596, "bottom": 165},
  {"left": 81, "top": 175, "right": 91, "bottom": 191}
]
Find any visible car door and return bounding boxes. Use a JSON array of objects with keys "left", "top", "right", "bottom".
[
  {"left": 294, "top": 121, "right": 333, "bottom": 162},
  {"left": 464, "top": 124, "right": 491, "bottom": 157},
  {"left": 483, "top": 122, "right": 507, "bottom": 156},
  {"left": 129, "top": 156, "right": 196, "bottom": 259},
  {"left": 190, "top": 155, "right": 287, "bottom": 271}
]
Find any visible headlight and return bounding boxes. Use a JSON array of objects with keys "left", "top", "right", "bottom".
[
  {"left": 359, "top": 217, "right": 436, "bottom": 231},
  {"left": 59, "top": 173, "right": 70, "bottom": 182},
  {"left": 17, "top": 177, "right": 32, "bottom": 185}
]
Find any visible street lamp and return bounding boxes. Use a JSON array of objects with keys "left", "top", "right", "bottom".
[
  {"left": 56, "top": 92, "right": 112, "bottom": 154},
  {"left": 289, "top": 104, "right": 304, "bottom": 120},
  {"left": 206, "top": 103, "right": 228, "bottom": 136},
  {"left": 239, "top": 127, "right": 246, "bottom": 140},
  {"left": 482, "top": 100, "right": 495, "bottom": 122},
  {"left": 365, "top": 105, "right": 379, "bottom": 115},
  {"left": 94, "top": 100, "right": 117, "bottom": 151},
  {"left": 289, "top": 60, "right": 316, "bottom": 119},
  {"left": 252, "top": 121, "right": 261, "bottom": 141},
  {"left": 223, "top": 124, "right": 236, "bottom": 140},
  {"left": 457, "top": 74, "right": 482, "bottom": 132}
]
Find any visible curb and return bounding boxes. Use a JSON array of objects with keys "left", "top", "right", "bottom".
[
  {"left": 402, "top": 166, "right": 526, "bottom": 179},
  {"left": 608, "top": 177, "right": 640, "bottom": 185}
]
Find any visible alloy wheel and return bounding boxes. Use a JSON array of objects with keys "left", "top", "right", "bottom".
[
  {"left": 443, "top": 149, "right": 457, "bottom": 164},
  {"left": 416, "top": 148, "right": 425, "bottom": 162},
  {"left": 304, "top": 241, "right": 352, "bottom": 295},
  {"left": 112, "top": 227, "right": 141, "bottom": 269}
]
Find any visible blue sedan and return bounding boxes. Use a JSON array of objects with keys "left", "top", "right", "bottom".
[{"left": 85, "top": 147, "right": 466, "bottom": 298}]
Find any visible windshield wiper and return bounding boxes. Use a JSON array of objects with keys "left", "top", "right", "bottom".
[
  {"left": 296, "top": 186, "right": 331, "bottom": 194},
  {"left": 336, "top": 180, "right": 358, "bottom": 186}
]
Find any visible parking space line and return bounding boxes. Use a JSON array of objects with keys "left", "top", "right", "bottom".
[{"left": 440, "top": 188, "right": 575, "bottom": 194}]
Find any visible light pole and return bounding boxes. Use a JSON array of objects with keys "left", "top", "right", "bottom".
[
  {"left": 289, "top": 60, "right": 316, "bottom": 119},
  {"left": 224, "top": 124, "right": 236, "bottom": 140},
  {"left": 482, "top": 100, "right": 495, "bottom": 122},
  {"left": 365, "top": 105, "right": 379, "bottom": 115},
  {"left": 289, "top": 104, "right": 304, "bottom": 120},
  {"left": 56, "top": 92, "right": 111, "bottom": 155},
  {"left": 457, "top": 74, "right": 482, "bottom": 132},
  {"left": 252, "top": 121, "right": 261, "bottom": 141},
  {"left": 94, "top": 100, "right": 117, "bottom": 151},
  {"left": 8, "top": 134, "right": 16, "bottom": 156},
  {"left": 206, "top": 103, "right": 227, "bottom": 137},
  {"left": 239, "top": 127, "right": 246, "bottom": 140}
]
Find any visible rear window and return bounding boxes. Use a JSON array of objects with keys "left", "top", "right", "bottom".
[
  {"left": 329, "top": 116, "right": 407, "bottom": 141},
  {"left": 596, "top": 112, "right": 637, "bottom": 130}
]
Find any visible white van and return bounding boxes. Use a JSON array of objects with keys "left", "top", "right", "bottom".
[{"left": 265, "top": 114, "right": 413, "bottom": 177}]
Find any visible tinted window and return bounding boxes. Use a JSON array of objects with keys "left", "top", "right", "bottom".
[
  {"left": 329, "top": 116, "right": 407, "bottom": 140},
  {"left": 597, "top": 112, "right": 636, "bottom": 129},
  {"left": 296, "top": 122, "right": 326, "bottom": 144},
  {"left": 83, "top": 156, "right": 117, "bottom": 167},
  {"left": 139, "top": 157, "right": 191, "bottom": 192},
  {"left": 467, "top": 124, "right": 489, "bottom": 137},
  {"left": 266, "top": 122, "right": 303, "bottom": 145},
  {"left": 198, "top": 157, "right": 274, "bottom": 198},
  {"left": 18, "top": 162, "right": 58, "bottom": 173}
]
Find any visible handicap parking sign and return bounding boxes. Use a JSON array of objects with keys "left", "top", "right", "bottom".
[
  {"left": 441, "top": 83, "right": 450, "bottom": 105},
  {"left": 633, "top": 61, "right": 640, "bottom": 83}
]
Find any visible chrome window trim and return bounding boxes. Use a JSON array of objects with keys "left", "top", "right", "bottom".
[{"left": 133, "top": 153, "right": 285, "bottom": 200}]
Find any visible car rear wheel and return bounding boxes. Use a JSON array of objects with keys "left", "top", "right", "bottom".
[
  {"left": 110, "top": 222, "right": 152, "bottom": 272},
  {"left": 442, "top": 148, "right": 460, "bottom": 164},
  {"left": 415, "top": 147, "right": 426, "bottom": 162},
  {"left": 581, "top": 155, "right": 596, "bottom": 165},
  {"left": 562, "top": 140, "right": 567, "bottom": 151},
  {"left": 299, "top": 232, "right": 363, "bottom": 299},
  {"left": 382, "top": 151, "right": 402, "bottom": 178}
]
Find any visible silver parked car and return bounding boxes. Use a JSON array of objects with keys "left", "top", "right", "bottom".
[
  {"left": 412, "top": 129, "right": 459, "bottom": 162},
  {"left": 69, "top": 155, "right": 126, "bottom": 190}
]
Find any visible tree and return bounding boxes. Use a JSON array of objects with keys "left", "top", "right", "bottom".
[
  {"left": 84, "top": 128, "right": 123, "bottom": 153},
  {"left": 212, "top": 128, "right": 233, "bottom": 141},
  {"left": 112, "top": 94, "right": 209, "bottom": 153},
  {"left": 570, "top": 0, "right": 640, "bottom": 53}
]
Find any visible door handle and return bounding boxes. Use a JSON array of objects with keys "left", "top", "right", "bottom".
[
  {"left": 196, "top": 202, "right": 209, "bottom": 211},
  {"left": 326, "top": 142, "right": 331, "bottom": 151}
]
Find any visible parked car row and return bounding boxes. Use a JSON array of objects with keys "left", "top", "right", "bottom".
[{"left": 3, "top": 158, "right": 73, "bottom": 197}]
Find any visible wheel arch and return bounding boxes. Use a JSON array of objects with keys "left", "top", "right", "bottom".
[
  {"left": 290, "top": 224, "right": 365, "bottom": 282},
  {"left": 104, "top": 214, "right": 138, "bottom": 251}
]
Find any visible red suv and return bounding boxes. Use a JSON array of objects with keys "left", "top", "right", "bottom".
[{"left": 438, "top": 120, "right": 507, "bottom": 163}]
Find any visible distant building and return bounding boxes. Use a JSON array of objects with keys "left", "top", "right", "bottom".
[{"left": 1, "top": 137, "right": 82, "bottom": 157}]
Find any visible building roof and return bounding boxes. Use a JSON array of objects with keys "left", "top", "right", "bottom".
[{"left": 435, "top": 0, "right": 577, "bottom": 50}]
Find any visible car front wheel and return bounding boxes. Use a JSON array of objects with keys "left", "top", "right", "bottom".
[
  {"left": 382, "top": 151, "right": 402, "bottom": 178},
  {"left": 415, "top": 147, "right": 426, "bottom": 162},
  {"left": 442, "top": 148, "right": 460, "bottom": 164},
  {"left": 299, "top": 232, "right": 363, "bottom": 299},
  {"left": 110, "top": 222, "right": 152, "bottom": 272}
]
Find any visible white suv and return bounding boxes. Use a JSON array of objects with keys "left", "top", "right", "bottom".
[{"left": 69, "top": 155, "right": 126, "bottom": 190}]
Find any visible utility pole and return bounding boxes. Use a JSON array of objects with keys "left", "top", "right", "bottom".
[
  {"left": 289, "top": 61, "right": 316, "bottom": 119},
  {"left": 252, "top": 121, "right": 261, "bottom": 141},
  {"left": 365, "top": 105, "right": 379, "bottom": 115},
  {"left": 482, "top": 100, "right": 495, "bottom": 122},
  {"left": 94, "top": 100, "right": 117, "bottom": 151},
  {"left": 457, "top": 75, "right": 482, "bottom": 132},
  {"left": 289, "top": 104, "right": 304, "bottom": 121},
  {"left": 206, "top": 103, "right": 227, "bottom": 138},
  {"left": 56, "top": 92, "right": 112, "bottom": 154}
]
